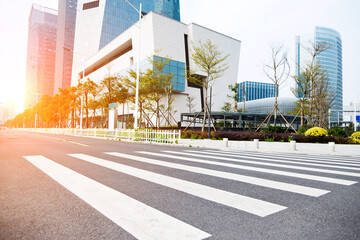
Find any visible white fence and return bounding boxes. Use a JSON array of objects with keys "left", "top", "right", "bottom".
[{"left": 24, "top": 128, "right": 181, "bottom": 144}]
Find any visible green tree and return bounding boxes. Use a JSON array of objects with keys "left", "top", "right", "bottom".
[
  {"left": 221, "top": 102, "right": 232, "bottom": 112},
  {"left": 121, "top": 69, "right": 150, "bottom": 127},
  {"left": 292, "top": 41, "right": 330, "bottom": 127},
  {"left": 227, "top": 83, "right": 239, "bottom": 112},
  {"left": 187, "top": 39, "right": 230, "bottom": 131},
  {"left": 77, "top": 78, "right": 99, "bottom": 128},
  {"left": 145, "top": 56, "right": 174, "bottom": 128}
]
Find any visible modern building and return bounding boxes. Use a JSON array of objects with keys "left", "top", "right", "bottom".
[
  {"left": 72, "top": 0, "right": 181, "bottom": 77},
  {"left": 54, "top": 0, "right": 78, "bottom": 94},
  {"left": 238, "top": 97, "right": 297, "bottom": 115},
  {"left": 71, "top": 11, "right": 241, "bottom": 126},
  {"left": 343, "top": 101, "right": 360, "bottom": 130},
  {"left": 295, "top": 26, "right": 343, "bottom": 122},
  {"left": 237, "top": 81, "right": 277, "bottom": 103},
  {"left": 25, "top": 4, "right": 58, "bottom": 108}
]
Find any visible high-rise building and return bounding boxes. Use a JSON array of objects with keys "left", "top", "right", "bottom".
[
  {"left": 237, "top": 81, "right": 277, "bottom": 102},
  {"left": 295, "top": 26, "right": 343, "bottom": 122},
  {"left": 25, "top": 4, "right": 57, "bottom": 108},
  {"left": 54, "top": 0, "right": 78, "bottom": 94},
  {"left": 72, "top": 0, "right": 181, "bottom": 82}
]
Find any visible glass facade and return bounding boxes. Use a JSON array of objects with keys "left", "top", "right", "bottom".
[
  {"left": 237, "top": 81, "right": 277, "bottom": 102},
  {"left": 153, "top": 56, "right": 185, "bottom": 92},
  {"left": 25, "top": 4, "right": 58, "bottom": 107},
  {"left": 54, "top": 0, "right": 77, "bottom": 93},
  {"left": 99, "top": 0, "right": 180, "bottom": 49},
  {"left": 296, "top": 27, "right": 343, "bottom": 122},
  {"left": 315, "top": 26, "right": 343, "bottom": 122}
]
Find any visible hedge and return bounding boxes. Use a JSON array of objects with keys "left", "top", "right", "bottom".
[{"left": 181, "top": 130, "right": 353, "bottom": 144}]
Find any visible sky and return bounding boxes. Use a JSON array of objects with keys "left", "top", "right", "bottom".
[{"left": 0, "top": 0, "right": 359, "bottom": 115}]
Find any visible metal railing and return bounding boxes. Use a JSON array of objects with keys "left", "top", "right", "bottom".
[{"left": 23, "top": 128, "right": 181, "bottom": 144}]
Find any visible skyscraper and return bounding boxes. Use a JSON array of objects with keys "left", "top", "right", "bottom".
[
  {"left": 295, "top": 26, "right": 343, "bottom": 122},
  {"left": 54, "top": 0, "right": 78, "bottom": 94},
  {"left": 72, "top": 0, "right": 181, "bottom": 82},
  {"left": 315, "top": 26, "right": 343, "bottom": 122},
  {"left": 25, "top": 4, "right": 58, "bottom": 108}
]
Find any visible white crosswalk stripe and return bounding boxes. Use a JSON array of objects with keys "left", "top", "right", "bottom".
[
  {"left": 187, "top": 150, "right": 360, "bottom": 170},
  {"left": 202, "top": 149, "right": 360, "bottom": 167},
  {"left": 106, "top": 152, "right": 329, "bottom": 197},
  {"left": 164, "top": 151, "right": 360, "bottom": 177},
  {"left": 139, "top": 151, "right": 356, "bottom": 185},
  {"left": 214, "top": 150, "right": 360, "bottom": 164},
  {"left": 24, "top": 155, "right": 211, "bottom": 240},
  {"left": 69, "top": 153, "right": 287, "bottom": 217},
  {"left": 23, "top": 149, "right": 359, "bottom": 239}
]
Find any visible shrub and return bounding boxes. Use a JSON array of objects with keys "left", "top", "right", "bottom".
[
  {"left": 328, "top": 127, "right": 348, "bottom": 137},
  {"left": 265, "top": 138, "right": 275, "bottom": 142},
  {"left": 305, "top": 127, "right": 327, "bottom": 137},
  {"left": 297, "top": 124, "right": 312, "bottom": 135},
  {"left": 260, "top": 125, "right": 286, "bottom": 133},
  {"left": 350, "top": 131, "right": 360, "bottom": 144}
]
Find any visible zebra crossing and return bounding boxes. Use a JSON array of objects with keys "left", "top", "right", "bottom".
[{"left": 24, "top": 149, "right": 360, "bottom": 240}]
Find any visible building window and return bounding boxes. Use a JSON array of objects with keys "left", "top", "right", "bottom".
[{"left": 83, "top": 0, "right": 99, "bottom": 10}]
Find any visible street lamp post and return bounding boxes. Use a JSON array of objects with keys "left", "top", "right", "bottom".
[
  {"left": 123, "top": 0, "right": 142, "bottom": 129},
  {"left": 354, "top": 100, "right": 360, "bottom": 132}
]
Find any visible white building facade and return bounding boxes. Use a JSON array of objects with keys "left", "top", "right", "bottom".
[{"left": 72, "top": 12, "right": 241, "bottom": 127}]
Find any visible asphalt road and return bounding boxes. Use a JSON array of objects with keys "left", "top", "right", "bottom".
[{"left": 1, "top": 130, "right": 360, "bottom": 240}]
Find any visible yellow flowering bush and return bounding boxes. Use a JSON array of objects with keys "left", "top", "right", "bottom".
[
  {"left": 350, "top": 131, "right": 360, "bottom": 144},
  {"left": 304, "top": 127, "right": 328, "bottom": 137}
]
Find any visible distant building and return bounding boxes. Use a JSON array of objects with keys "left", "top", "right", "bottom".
[
  {"left": 0, "top": 104, "right": 8, "bottom": 124},
  {"left": 238, "top": 97, "right": 297, "bottom": 114},
  {"left": 295, "top": 26, "right": 343, "bottom": 122},
  {"left": 237, "top": 81, "right": 277, "bottom": 103},
  {"left": 54, "top": 0, "right": 78, "bottom": 94},
  {"left": 25, "top": 4, "right": 57, "bottom": 108},
  {"left": 72, "top": 0, "right": 181, "bottom": 79}
]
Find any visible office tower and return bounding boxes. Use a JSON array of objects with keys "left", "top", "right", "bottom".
[
  {"left": 315, "top": 26, "right": 343, "bottom": 122},
  {"left": 295, "top": 26, "right": 343, "bottom": 122},
  {"left": 72, "top": 0, "right": 181, "bottom": 82},
  {"left": 54, "top": 0, "right": 78, "bottom": 94},
  {"left": 25, "top": 4, "right": 57, "bottom": 108},
  {"left": 237, "top": 81, "right": 277, "bottom": 102}
]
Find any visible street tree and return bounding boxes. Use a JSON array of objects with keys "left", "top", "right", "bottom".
[
  {"left": 228, "top": 83, "right": 239, "bottom": 112},
  {"left": 292, "top": 41, "right": 330, "bottom": 127},
  {"left": 263, "top": 44, "right": 290, "bottom": 125},
  {"left": 187, "top": 39, "right": 229, "bottom": 131},
  {"left": 145, "top": 56, "right": 174, "bottom": 128}
]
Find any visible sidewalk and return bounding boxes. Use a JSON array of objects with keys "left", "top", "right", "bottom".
[{"left": 178, "top": 139, "right": 360, "bottom": 157}]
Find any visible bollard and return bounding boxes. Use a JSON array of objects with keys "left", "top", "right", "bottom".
[
  {"left": 329, "top": 142, "right": 335, "bottom": 152},
  {"left": 254, "top": 139, "right": 259, "bottom": 150},
  {"left": 290, "top": 140, "right": 296, "bottom": 151},
  {"left": 223, "top": 138, "right": 228, "bottom": 148}
]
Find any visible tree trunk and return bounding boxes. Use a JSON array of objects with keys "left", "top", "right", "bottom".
[
  {"left": 300, "top": 99, "right": 304, "bottom": 127},
  {"left": 201, "top": 87, "right": 208, "bottom": 132}
]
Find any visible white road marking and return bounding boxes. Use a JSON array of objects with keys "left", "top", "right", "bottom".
[
  {"left": 213, "top": 150, "right": 360, "bottom": 164},
  {"left": 24, "top": 155, "right": 211, "bottom": 240},
  {"left": 204, "top": 149, "right": 360, "bottom": 165},
  {"left": 189, "top": 150, "right": 360, "bottom": 170},
  {"left": 139, "top": 151, "right": 356, "bottom": 186},
  {"left": 70, "top": 153, "right": 287, "bottom": 217},
  {"left": 105, "top": 152, "right": 329, "bottom": 197},
  {"left": 166, "top": 151, "right": 360, "bottom": 178}
]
